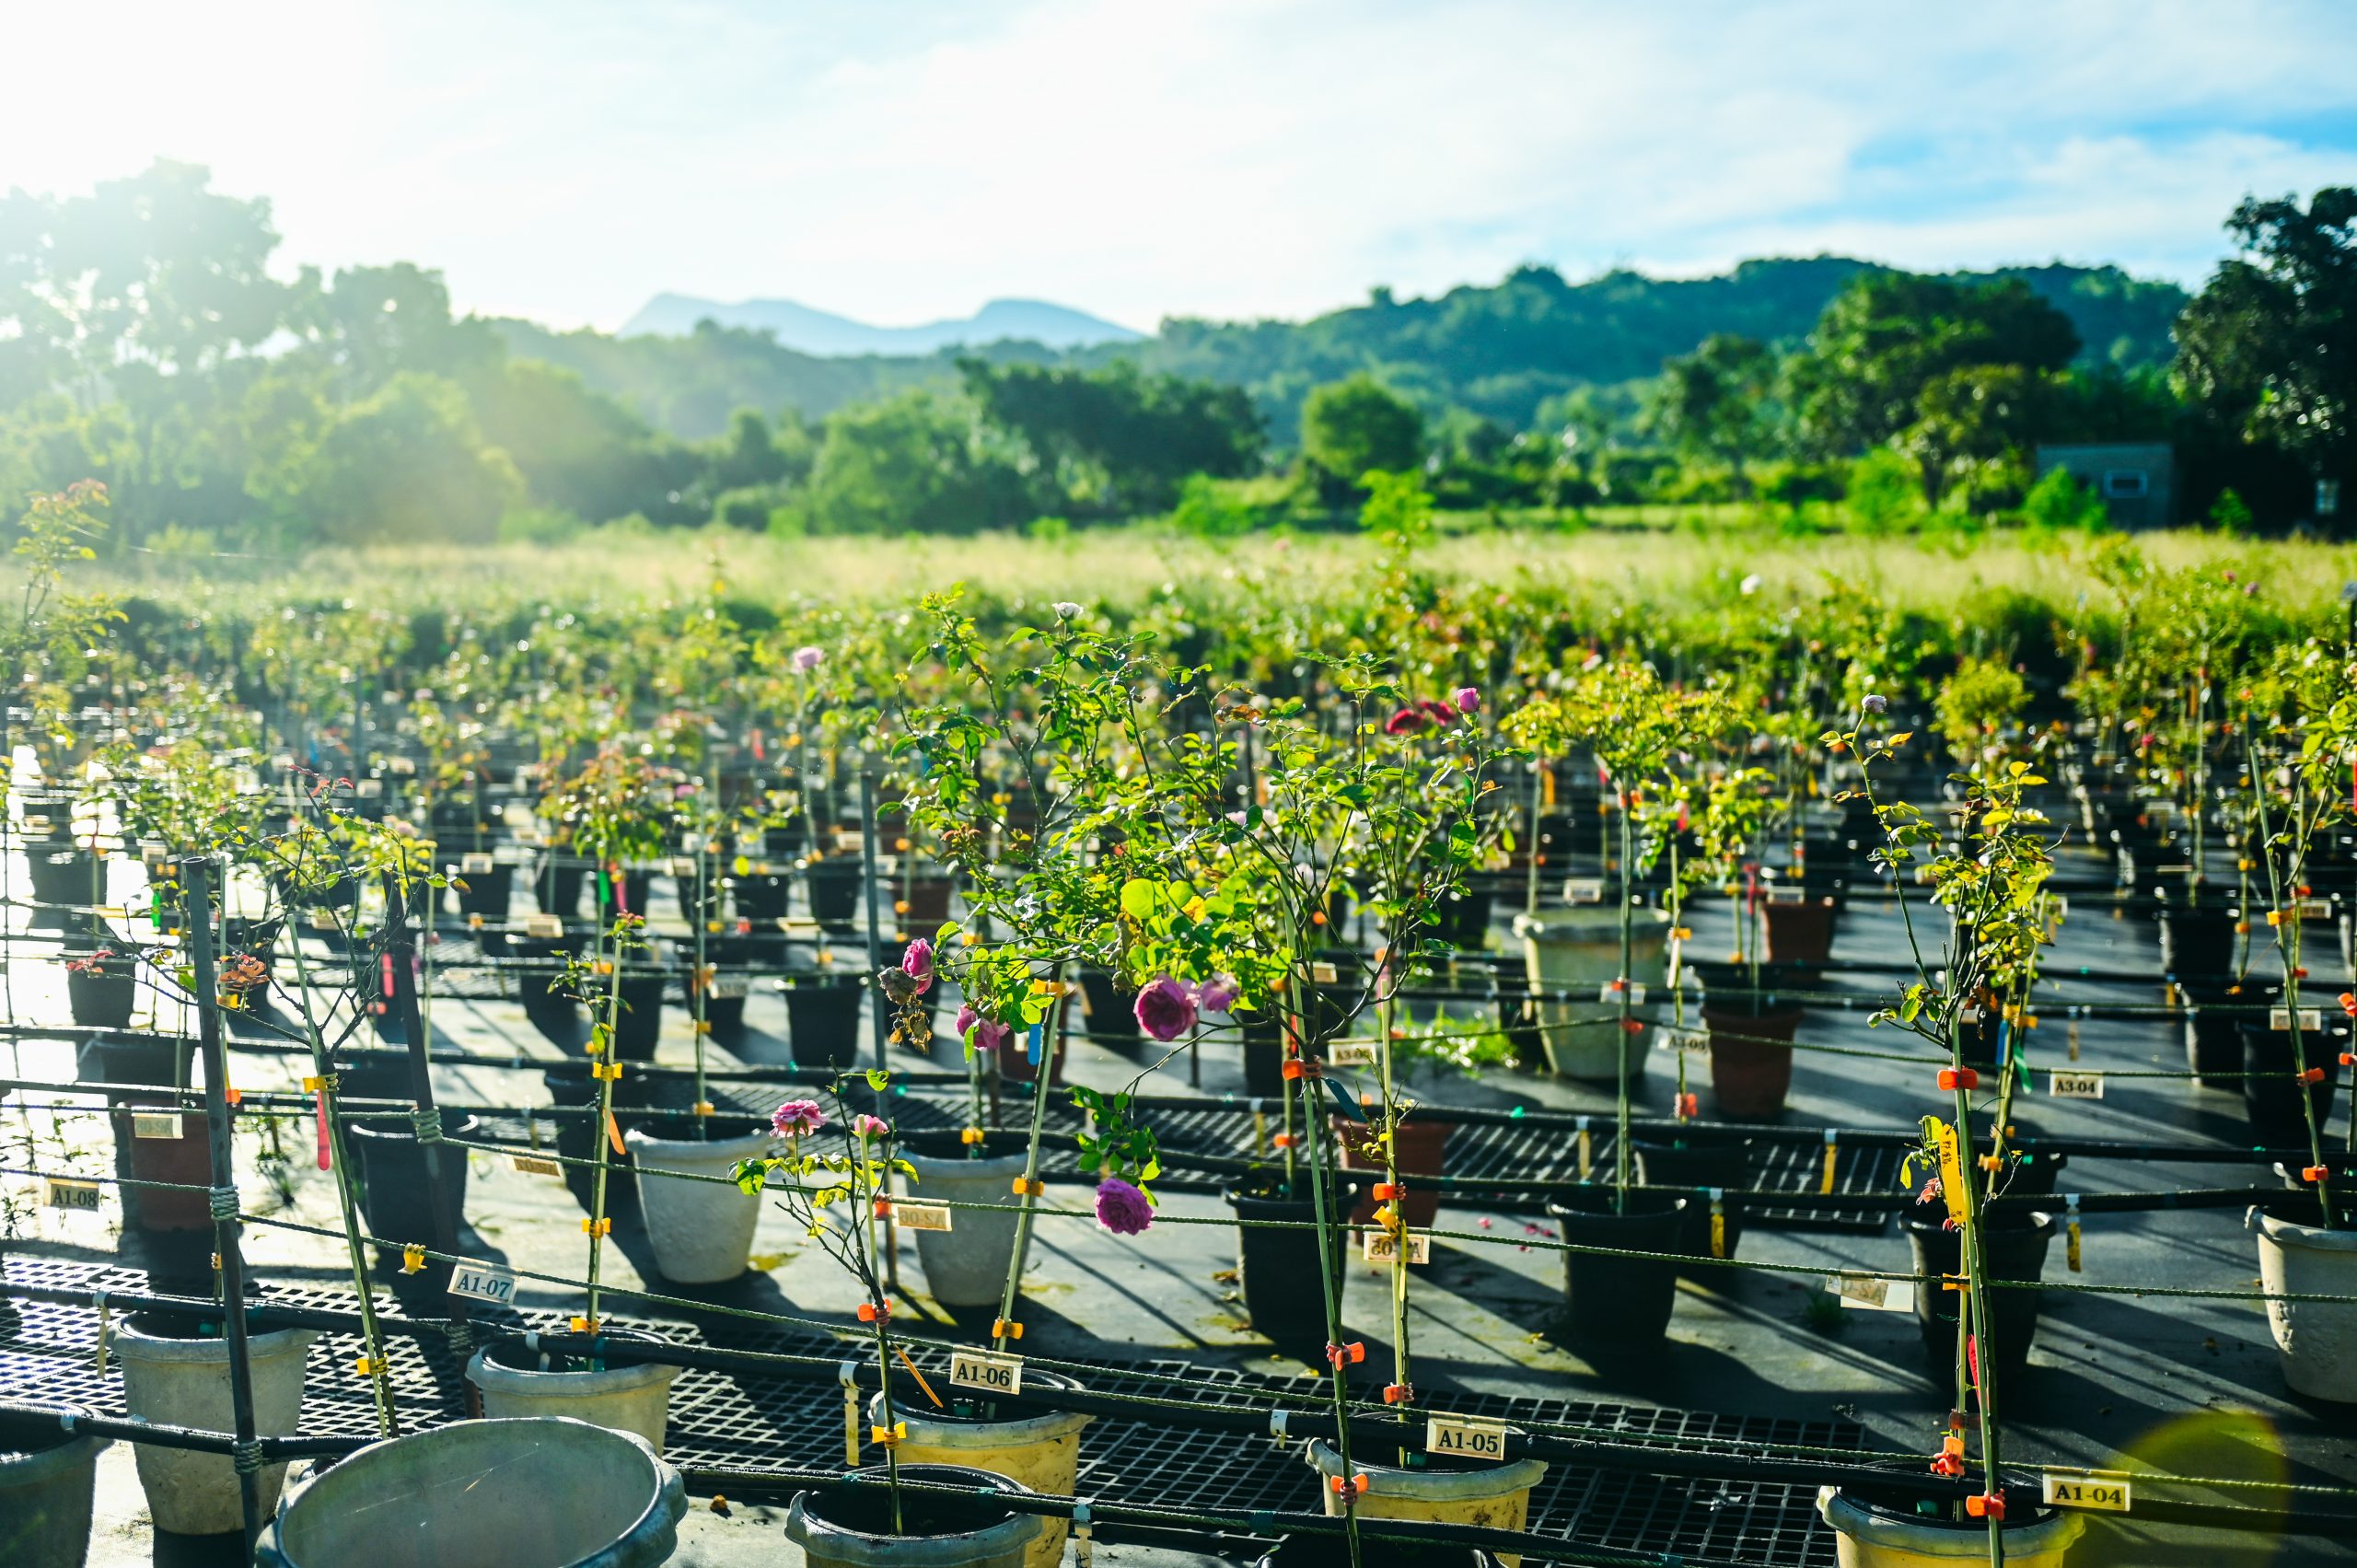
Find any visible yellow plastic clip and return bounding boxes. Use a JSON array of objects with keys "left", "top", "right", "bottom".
[
  {"left": 570, "top": 1316, "right": 599, "bottom": 1334},
  {"left": 692, "top": 1100, "right": 716, "bottom": 1118},
  {"left": 401, "top": 1244, "right": 426, "bottom": 1274},
  {"left": 583, "top": 1216, "right": 612, "bottom": 1236},
  {"left": 591, "top": 1061, "right": 623, "bottom": 1081},
  {"left": 959, "top": 1126, "right": 987, "bottom": 1146},
  {"left": 2067, "top": 1019, "right": 2081, "bottom": 1063},
  {"left": 1011, "top": 1177, "right": 1044, "bottom": 1197},
  {"left": 301, "top": 1075, "right": 323, "bottom": 1093},
  {"left": 1251, "top": 1105, "right": 1270, "bottom": 1156},
  {"left": 694, "top": 1020, "right": 713, "bottom": 1036},
  {"left": 871, "top": 1423, "right": 906, "bottom": 1448},
  {"left": 1576, "top": 1119, "right": 1593, "bottom": 1180},
  {"left": 355, "top": 1355, "right": 385, "bottom": 1377},
  {"left": 2066, "top": 1195, "right": 2083, "bottom": 1273},
  {"left": 993, "top": 1318, "right": 1024, "bottom": 1342}
]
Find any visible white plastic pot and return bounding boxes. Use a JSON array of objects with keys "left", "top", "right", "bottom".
[
  {"left": 1304, "top": 1438, "right": 1547, "bottom": 1567},
  {"left": 2250, "top": 1206, "right": 2357, "bottom": 1401},
  {"left": 625, "top": 1124, "right": 775, "bottom": 1283},
  {"left": 467, "top": 1336, "right": 682, "bottom": 1449},
  {"left": 899, "top": 1148, "right": 1032, "bottom": 1307},
  {"left": 1817, "top": 1486, "right": 2083, "bottom": 1565},
  {"left": 1511, "top": 907, "right": 1668, "bottom": 1080},
  {"left": 869, "top": 1388, "right": 1089, "bottom": 1568},
  {"left": 0, "top": 1406, "right": 110, "bottom": 1568},
  {"left": 258, "top": 1417, "right": 685, "bottom": 1568},
  {"left": 114, "top": 1317, "right": 319, "bottom": 1535}
]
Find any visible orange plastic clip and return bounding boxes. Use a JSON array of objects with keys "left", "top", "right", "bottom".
[{"left": 1937, "top": 1067, "right": 1980, "bottom": 1091}]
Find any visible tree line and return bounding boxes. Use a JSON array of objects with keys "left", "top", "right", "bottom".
[{"left": 1, "top": 162, "right": 2347, "bottom": 547}]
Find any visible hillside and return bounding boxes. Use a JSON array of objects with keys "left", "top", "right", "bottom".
[
  {"left": 619, "top": 293, "right": 1144, "bottom": 354},
  {"left": 503, "top": 257, "right": 2189, "bottom": 443}
]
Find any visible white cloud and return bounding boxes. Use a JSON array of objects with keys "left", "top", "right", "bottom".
[{"left": 0, "top": 0, "right": 2351, "bottom": 331}]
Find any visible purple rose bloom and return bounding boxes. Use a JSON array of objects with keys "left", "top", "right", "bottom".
[
  {"left": 792, "top": 645, "right": 825, "bottom": 671},
  {"left": 954, "top": 1003, "right": 978, "bottom": 1038},
  {"left": 1095, "top": 1178, "right": 1154, "bottom": 1236},
  {"left": 1133, "top": 976, "right": 1198, "bottom": 1040},
  {"left": 901, "top": 937, "right": 933, "bottom": 993},
  {"left": 1454, "top": 686, "right": 1480, "bottom": 714},
  {"left": 1195, "top": 973, "right": 1241, "bottom": 1014}
]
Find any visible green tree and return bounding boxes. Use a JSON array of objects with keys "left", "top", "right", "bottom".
[
  {"left": 2176, "top": 187, "right": 2355, "bottom": 522},
  {"left": 958, "top": 358, "right": 1260, "bottom": 514},
  {"left": 1898, "top": 365, "right": 2054, "bottom": 510},
  {"left": 804, "top": 390, "right": 1031, "bottom": 534},
  {"left": 1643, "top": 333, "right": 1778, "bottom": 494},
  {"left": 1300, "top": 374, "right": 1423, "bottom": 487},
  {"left": 259, "top": 373, "right": 522, "bottom": 544}
]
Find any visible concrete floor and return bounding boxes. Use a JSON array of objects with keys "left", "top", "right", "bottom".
[{"left": 6, "top": 839, "right": 2357, "bottom": 1564}]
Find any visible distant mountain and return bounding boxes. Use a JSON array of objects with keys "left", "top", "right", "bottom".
[{"left": 619, "top": 293, "right": 1144, "bottom": 354}]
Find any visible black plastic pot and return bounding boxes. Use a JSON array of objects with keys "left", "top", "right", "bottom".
[
  {"left": 1545, "top": 1187, "right": 1688, "bottom": 1350},
  {"left": 1074, "top": 969, "right": 1140, "bottom": 1045},
  {"left": 784, "top": 971, "right": 865, "bottom": 1068},
  {"left": 65, "top": 949, "right": 136, "bottom": 1028},
  {"left": 77, "top": 1032, "right": 189, "bottom": 1095},
  {"left": 2179, "top": 976, "right": 2245, "bottom": 1089},
  {"left": 348, "top": 1113, "right": 482, "bottom": 1297},
  {"left": 604, "top": 971, "right": 669, "bottom": 1062},
  {"left": 2238, "top": 1009, "right": 2345, "bottom": 1155},
  {"left": 1900, "top": 1206, "right": 2056, "bottom": 1387},
  {"left": 453, "top": 863, "right": 514, "bottom": 924},
  {"left": 731, "top": 868, "right": 792, "bottom": 923},
  {"left": 804, "top": 859, "right": 864, "bottom": 935},
  {"left": 541, "top": 859, "right": 586, "bottom": 919},
  {"left": 1430, "top": 885, "right": 1495, "bottom": 951},
  {"left": 1631, "top": 1137, "right": 1753, "bottom": 1272},
  {"left": 24, "top": 848, "right": 96, "bottom": 927},
  {"left": 1225, "top": 1175, "right": 1356, "bottom": 1354},
  {"left": 2158, "top": 900, "right": 2239, "bottom": 981},
  {"left": 684, "top": 934, "right": 757, "bottom": 1037},
  {"left": 541, "top": 1067, "right": 644, "bottom": 1217},
  {"left": 1241, "top": 1016, "right": 1285, "bottom": 1098}
]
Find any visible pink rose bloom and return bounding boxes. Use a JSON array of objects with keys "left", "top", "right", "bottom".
[
  {"left": 1095, "top": 1178, "right": 1154, "bottom": 1236},
  {"left": 1454, "top": 686, "right": 1480, "bottom": 714},
  {"left": 792, "top": 645, "right": 825, "bottom": 671},
  {"left": 1132, "top": 976, "right": 1198, "bottom": 1041},
  {"left": 901, "top": 938, "right": 933, "bottom": 993},
  {"left": 772, "top": 1099, "right": 826, "bottom": 1137},
  {"left": 1195, "top": 973, "right": 1241, "bottom": 1014},
  {"left": 853, "top": 1114, "right": 890, "bottom": 1140},
  {"left": 975, "top": 1017, "right": 1012, "bottom": 1053}
]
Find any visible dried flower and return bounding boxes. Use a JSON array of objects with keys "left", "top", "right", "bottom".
[
  {"left": 772, "top": 1099, "right": 826, "bottom": 1138},
  {"left": 1132, "top": 976, "right": 1199, "bottom": 1040},
  {"left": 1095, "top": 1178, "right": 1154, "bottom": 1236}
]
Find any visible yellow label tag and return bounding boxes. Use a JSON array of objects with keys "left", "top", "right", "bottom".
[{"left": 1932, "top": 1120, "right": 1966, "bottom": 1216}]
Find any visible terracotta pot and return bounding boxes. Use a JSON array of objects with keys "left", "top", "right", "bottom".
[
  {"left": 1701, "top": 1005, "right": 1802, "bottom": 1120},
  {"left": 1761, "top": 899, "right": 1835, "bottom": 964},
  {"left": 1333, "top": 1114, "right": 1447, "bottom": 1232}
]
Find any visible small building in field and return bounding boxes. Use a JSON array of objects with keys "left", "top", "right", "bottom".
[{"left": 2035, "top": 442, "right": 2175, "bottom": 528}]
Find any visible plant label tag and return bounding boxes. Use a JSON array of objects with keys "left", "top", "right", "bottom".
[
  {"left": 2270, "top": 1007, "right": 2324, "bottom": 1032},
  {"left": 1327, "top": 1042, "right": 1378, "bottom": 1067},
  {"left": 389, "top": 757, "right": 417, "bottom": 775},
  {"left": 1309, "top": 959, "right": 1340, "bottom": 984},
  {"left": 949, "top": 1350, "right": 1023, "bottom": 1395},
  {"left": 307, "top": 908, "right": 340, "bottom": 931},
  {"left": 524, "top": 914, "right": 565, "bottom": 939},
  {"left": 834, "top": 830, "right": 865, "bottom": 854},
  {"left": 512, "top": 1154, "right": 563, "bottom": 1178},
  {"left": 461, "top": 852, "right": 496, "bottom": 875},
  {"left": 1425, "top": 1417, "right": 1511, "bottom": 1459},
  {"left": 668, "top": 856, "right": 698, "bottom": 877},
  {"left": 45, "top": 1177, "right": 101, "bottom": 1212},
  {"left": 2156, "top": 864, "right": 2195, "bottom": 877},
  {"left": 891, "top": 1202, "right": 953, "bottom": 1232},
  {"left": 1564, "top": 877, "right": 1606, "bottom": 904},
  {"left": 2298, "top": 898, "right": 2334, "bottom": 920},
  {"left": 1767, "top": 885, "right": 1805, "bottom": 904},
  {"left": 448, "top": 1260, "right": 517, "bottom": 1307},
  {"left": 1826, "top": 1274, "right": 1913, "bottom": 1312},
  {"left": 712, "top": 974, "right": 750, "bottom": 1000},
  {"left": 1655, "top": 1027, "right": 1710, "bottom": 1058},
  {"left": 2042, "top": 1475, "right": 2131, "bottom": 1513},
  {"left": 2049, "top": 1071, "right": 2106, "bottom": 1099},
  {"left": 1597, "top": 982, "right": 1646, "bottom": 1005},
  {"left": 1959, "top": 1006, "right": 1980, "bottom": 1025},
  {"left": 133, "top": 1113, "right": 183, "bottom": 1139},
  {"left": 355, "top": 779, "right": 383, "bottom": 798},
  {"left": 1363, "top": 1229, "right": 1431, "bottom": 1264}
]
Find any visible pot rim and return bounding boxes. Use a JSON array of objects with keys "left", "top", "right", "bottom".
[
  {"left": 785, "top": 1466, "right": 1048, "bottom": 1563},
  {"left": 1301, "top": 1436, "right": 1545, "bottom": 1497},
  {"left": 1817, "top": 1484, "right": 2083, "bottom": 1554},
  {"left": 468, "top": 1334, "right": 685, "bottom": 1395},
  {"left": 866, "top": 1383, "right": 1091, "bottom": 1446},
  {"left": 114, "top": 1317, "right": 320, "bottom": 1361},
  {"left": 2249, "top": 1206, "right": 2357, "bottom": 1251}
]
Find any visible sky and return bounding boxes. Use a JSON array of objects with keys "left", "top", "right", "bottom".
[{"left": 4, "top": 0, "right": 2354, "bottom": 334}]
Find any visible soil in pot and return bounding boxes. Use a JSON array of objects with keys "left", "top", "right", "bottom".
[
  {"left": 1544, "top": 1187, "right": 1688, "bottom": 1352},
  {"left": 1334, "top": 1115, "right": 1448, "bottom": 1232},
  {"left": 784, "top": 971, "right": 866, "bottom": 1069},
  {"left": 1226, "top": 1173, "right": 1357, "bottom": 1355},
  {"left": 0, "top": 1404, "right": 109, "bottom": 1568},
  {"left": 1899, "top": 1205, "right": 2056, "bottom": 1388},
  {"left": 787, "top": 1463, "right": 1043, "bottom": 1568},
  {"left": 348, "top": 1112, "right": 481, "bottom": 1298},
  {"left": 466, "top": 1330, "right": 681, "bottom": 1448},
  {"left": 1631, "top": 1137, "right": 1754, "bottom": 1274}
]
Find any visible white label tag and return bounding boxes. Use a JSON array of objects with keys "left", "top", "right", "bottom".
[
  {"left": 891, "top": 1202, "right": 953, "bottom": 1232},
  {"left": 524, "top": 914, "right": 565, "bottom": 939},
  {"left": 948, "top": 1350, "right": 1023, "bottom": 1395},
  {"left": 448, "top": 1260, "right": 517, "bottom": 1306},
  {"left": 2049, "top": 1071, "right": 2106, "bottom": 1100},
  {"left": 2041, "top": 1475, "right": 2131, "bottom": 1513},
  {"left": 45, "top": 1177, "right": 101, "bottom": 1211},
  {"left": 1597, "top": 981, "right": 1646, "bottom": 1005},
  {"left": 512, "top": 1154, "right": 564, "bottom": 1178},
  {"left": 389, "top": 757, "right": 417, "bottom": 775},
  {"left": 1310, "top": 960, "right": 1340, "bottom": 984},
  {"left": 713, "top": 975, "right": 750, "bottom": 1000},
  {"left": 1563, "top": 877, "right": 1605, "bottom": 904},
  {"left": 1363, "top": 1229, "right": 1431, "bottom": 1264},
  {"left": 1424, "top": 1417, "right": 1511, "bottom": 1459},
  {"left": 460, "top": 852, "right": 496, "bottom": 875},
  {"left": 834, "top": 830, "right": 865, "bottom": 853},
  {"left": 1767, "top": 885, "right": 1806, "bottom": 904},
  {"left": 2271, "top": 1007, "right": 2325, "bottom": 1032},
  {"left": 1827, "top": 1274, "right": 1915, "bottom": 1312},
  {"left": 1655, "top": 1027, "right": 1710, "bottom": 1058},
  {"left": 356, "top": 780, "right": 383, "bottom": 798},
  {"left": 132, "top": 1113, "right": 183, "bottom": 1140},
  {"left": 2297, "top": 898, "right": 2334, "bottom": 920},
  {"left": 2155, "top": 864, "right": 2195, "bottom": 877},
  {"left": 1327, "top": 1042, "right": 1378, "bottom": 1067}
]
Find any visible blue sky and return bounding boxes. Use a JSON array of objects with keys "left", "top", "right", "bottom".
[{"left": 6, "top": 0, "right": 2353, "bottom": 332}]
